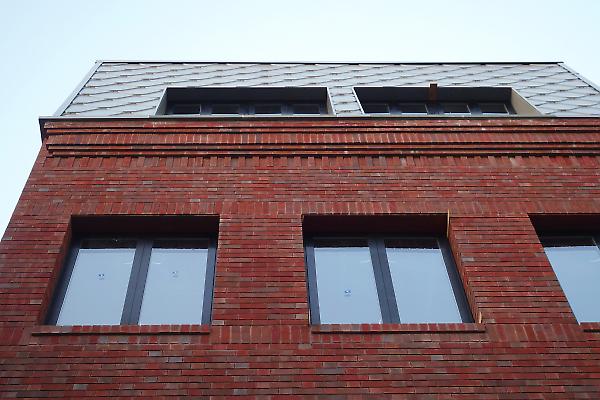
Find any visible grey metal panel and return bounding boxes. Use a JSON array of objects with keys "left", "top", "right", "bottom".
[{"left": 60, "top": 62, "right": 600, "bottom": 117}]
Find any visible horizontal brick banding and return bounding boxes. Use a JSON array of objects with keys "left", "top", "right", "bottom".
[
  {"left": 43, "top": 118, "right": 600, "bottom": 157},
  {"left": 1, "top": 118, "right": 600, "bottom": 397}
]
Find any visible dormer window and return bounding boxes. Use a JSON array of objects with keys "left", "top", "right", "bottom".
[
  {"left": 356, "top": 84, "right": 540, "bottom": 116},
  {"left": 156, "top": 87, "right": 331, "bottom": 116}
]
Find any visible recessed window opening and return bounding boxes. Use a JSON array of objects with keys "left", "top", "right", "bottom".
[
  {"left": 531, "top": 214, "right": 600, "bottom": 323},
  {"left": 157, "top": 87, "right": 331, "bottom": 116},
  {"left": 355, "top": 85, "right": 538, "bottom": 116},
  {"left": 47, "top": 216, "right": 218, "bottom": 326},
  {"left": 304, "top": 229, "right": 472, "bottom": 325},
  {"left": 541, "top": 236, "right": 600, "bottom": 322}
]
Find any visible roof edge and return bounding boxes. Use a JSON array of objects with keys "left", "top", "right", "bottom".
[
  {"left": 95, "top": 60, "right": 565, "bottom": 65},
  {"left": 40, "top": 114, "right": 600, "bottom": 140},
  {"left": 53, "top": 61, "right": 102, "bottom": 117},
  {"left": 559, "top": 62, "right": 600, "bottom": 93}
]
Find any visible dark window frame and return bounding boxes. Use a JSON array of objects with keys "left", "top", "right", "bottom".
[
  {"left": 304, "top": 235, "right": 472, "bottom": 325},
  {"left": 356, "top": 86, "right": 519, "bottom": 116},
  {"left": 362, "top": 101, "right": 515, "bottom": 116},
  {"left": 158, "top": 87, "right": 331, "bottom": 116},
  {"left": 540, "top": 235, "right": 600, "bottom": 248},
  {"left": 169, "top": 101, "right": 327, "bottom": 116},
  {"left": 46, "top": 236, "right": 217, "bottom": 326}
]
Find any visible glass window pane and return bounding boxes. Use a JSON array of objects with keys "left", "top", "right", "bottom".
[
  {"left": 313, "top": 239, "right": 382, "bottom": 324},
  {"left": 211, "top": 104, "right": 240, "bottom": 114},
  {"left": 542, "top": 237, "right": 600, "bottom": 322},
  {"left": 479, "top": 102, "right": 509, "bottom": 114},
  {"left": 362, "top": 103, "right": 390, "bottom": 114},
  {"left": 254, "top": 103, "right": 282, "bottom": 114},
  {"left": 441, "top": 103, "right": 470, "bottom": 114},
  {"left": 57, "top": 240, "right": 136, "bottom": 326},
  {"left": 138, "top": 240, "right": 209, "bottom": 325},
  {"left": 385, "top": 238, "right": 462, "bottom": 323},
  {"left": 398, "top": 103, "right": 428, "bottom": 114},
  {"left": 170, "top": 104, "right": 201, "bottom": 115},
  {"left": 292, "top": 103, "right": 321, "bottom": 115}
]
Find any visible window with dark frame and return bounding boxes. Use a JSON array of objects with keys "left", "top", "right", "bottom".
[
  {"left": 304, "top": 235, "right": 472, "bottom": 325},
  {"left": 541, "top": 236, "right": 600, "bottom": 322},
  {"left": 356, "top": 86, "right": 520, "bottom": 116},
  {"left": 168, "top": 101, "right": 326, "bottom": 116},
  {"left": 157, "top": 87, "right": 330, "bottom": 116},
  {"left": 47, "top": 236, "right": 217, "bottom": 326}
]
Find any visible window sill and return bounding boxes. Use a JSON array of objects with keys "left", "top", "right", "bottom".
[
  {"left": 311, "top": 323, "right": 485, "bottom": 334},
  {"left": 580, "top": 322, "right": 600, "bottom": 333},
  {"left": 31, "top": 324, "right": 211, "bottom": 336}
]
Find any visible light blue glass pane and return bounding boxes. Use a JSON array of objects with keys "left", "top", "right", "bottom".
[
  {"left": 314, "top": 246, "right": 382, "bottom": 324},
  {"left": 57, "top": 248, "right": 135, "bottom": 325},
  {"left": 386, "top": 245, "right": 462, "bottom": 323},
  {"left": 544, "top": 243, "right": 600, "bottom": 322},
  {"left": 138, "top": 247, "right": 208, "bottom": 325}
]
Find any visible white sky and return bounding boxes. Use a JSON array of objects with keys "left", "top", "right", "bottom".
[{"left": 0, "top": 0, "right": 599, "bottom": 236}]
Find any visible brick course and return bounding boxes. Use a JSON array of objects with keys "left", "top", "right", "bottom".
[{"left": 1, "top": 118, "right": 600, "bottom": 398}]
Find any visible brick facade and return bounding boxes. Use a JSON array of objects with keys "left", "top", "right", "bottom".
[{"left": 1, "top": 118, "right": 600, "bottom": 398}]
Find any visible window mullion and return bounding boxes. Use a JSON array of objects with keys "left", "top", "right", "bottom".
[
  {"left": 469, "top": 103, "right": 482, "bottom": 115},
  {"left": 427, "top": 102, "right": 442, "bottom": 115},
  {"left": 374, "top": 238, "right": 400, "bottom": 323},
  {"left": 506, "top": 103, "right": 517, "bottom": 115},
  {"left": 120, "top": 239, "right": 144, "bottom": 324},
  {"left": 121, "top": 239, "right": 152, "bottom": 324},
  {"left": 369, "top": 237, "right": 396, "bottom": 323}
]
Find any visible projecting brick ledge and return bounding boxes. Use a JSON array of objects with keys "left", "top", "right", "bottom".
[
  {"left": 311, "top": 323, "right": 486, "bottom": 334},
  {"left": 30, "top": 324, "right": 211, "bottom": 336},
  {"left": 41, "top": 117, "right": 600, "bottom": 158}
]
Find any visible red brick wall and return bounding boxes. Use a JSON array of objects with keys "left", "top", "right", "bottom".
[{"left": 1, "top": 118, "right": 600, "bottom": 398}]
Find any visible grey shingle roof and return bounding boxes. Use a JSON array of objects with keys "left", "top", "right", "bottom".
[{"left": 58, "top": 62, "right": 600, "bottom": 117}]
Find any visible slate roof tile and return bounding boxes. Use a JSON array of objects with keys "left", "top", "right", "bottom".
[{"left": 60, "top": 62, "right": 600, "bottom": 116}]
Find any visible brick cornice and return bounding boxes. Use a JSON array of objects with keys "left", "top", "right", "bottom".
[{"left": 42, "top": 117, "right": 600, "bottom": 157}]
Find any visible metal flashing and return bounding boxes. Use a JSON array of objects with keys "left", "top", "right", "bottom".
[
  {"left": 53, "top": 61, "right": 103, "bottom": 117},
  {"left": 559, "top": 62, "right": 600, "bottom": 93},
  {"left": 96, "top": 60, "right": 565, "bottom": 65}
]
